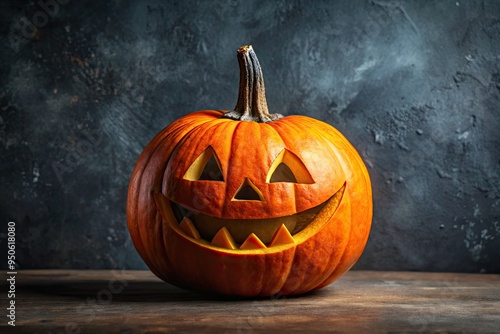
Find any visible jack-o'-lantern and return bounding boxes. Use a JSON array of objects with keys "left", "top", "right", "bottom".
[{"left": 127, "top": 45, "right": 372, "bottom": 296}]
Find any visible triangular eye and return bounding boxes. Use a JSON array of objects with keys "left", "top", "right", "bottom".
[
  {"left": 266, "top": 149, "right": 314, "bottom": 184},
  {"left": 270, "top": 163, "right": 298, "bottom": 183},
  {"left": 199, "top": 154, "right": 223, "bottom": 181},
  {"left": 183, "top": 147, "right": 224, "bottom": 181}
]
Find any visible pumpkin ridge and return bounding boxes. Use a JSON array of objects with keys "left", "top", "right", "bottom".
[
  {"left": 265, "top": 122, "right": 298, "bottom": 213},
  {"left": 314, "top": 131, "right": 371, "bottom": 289},
  {"left": 221, "top": 120, "right": 243, "bottom": 217},
  {"left": 314, "top": 186, "right": 352, "bottom": 292},
  {"left": 274, "top": 239, "right": 297, "bottom": 294},
  {"left": 135, "top": 115, "right": 216, "bottom": 278},
  {"left": 284, "top": 184, "right": 350, "bottom": 294},
  {"left": 131, "top": 126, "right": 186, "bottom": 280}
]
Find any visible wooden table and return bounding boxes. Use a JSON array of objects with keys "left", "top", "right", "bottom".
[{"left": 2, "top": 270, "right": 499, "bottom": 333}]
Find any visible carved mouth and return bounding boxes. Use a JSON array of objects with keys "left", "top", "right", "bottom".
[{"left": 154, "top": 183, "right": 345, "bottom": 251}]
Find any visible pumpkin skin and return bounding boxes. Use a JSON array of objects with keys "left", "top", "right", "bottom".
[{"left": 127, "top": 46, "right": 372, "bottom": 296}]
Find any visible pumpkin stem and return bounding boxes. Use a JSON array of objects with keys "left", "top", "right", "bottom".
[{"left": 223, "top": 45, "right": 283, "bottom": 122}]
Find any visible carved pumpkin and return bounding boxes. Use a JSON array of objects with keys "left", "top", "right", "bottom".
[{"left": 127, "top": 46, "right": 372, "bottom": 296}]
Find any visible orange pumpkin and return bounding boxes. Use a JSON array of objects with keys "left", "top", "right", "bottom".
[{"left": 127, "top": 45, "right": 372, "bottom": 296}]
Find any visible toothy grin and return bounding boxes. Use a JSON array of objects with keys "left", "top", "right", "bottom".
[{"left": 154, "top": 183, "right": 345, "bottom": 251}]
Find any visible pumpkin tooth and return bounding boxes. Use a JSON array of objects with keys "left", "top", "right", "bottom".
[
  {"left": 269, "top": 224, "right": 295, "bottom": 247},
  {"left": 240, "top": 233, "right": 267, "bottom": 250},
  {"left": 211, "top": 227, "right": 237, "bottom": 249},
  {"left": 179, "top": 217, "right": 201, "bottom": 240}
]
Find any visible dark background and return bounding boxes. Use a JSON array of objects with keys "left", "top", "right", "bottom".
[{"left": 1, "top": 0, "right": 499, "bottom": 273}]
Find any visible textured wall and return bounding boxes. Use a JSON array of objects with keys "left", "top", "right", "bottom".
[{"left": 0, "top": 0, "right": 499, "bottom": 272}]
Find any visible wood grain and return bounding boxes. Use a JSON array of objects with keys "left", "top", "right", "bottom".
[{"left": 1, "top": 270, "right": 499, "bottom": 333}]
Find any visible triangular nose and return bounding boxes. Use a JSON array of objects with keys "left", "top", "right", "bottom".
[
  {"left": 233, "top": 178, "right": 264, "bottom": 201},
  {"left": 235, "top": 185, "right": 261, "bottom": 200}
]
